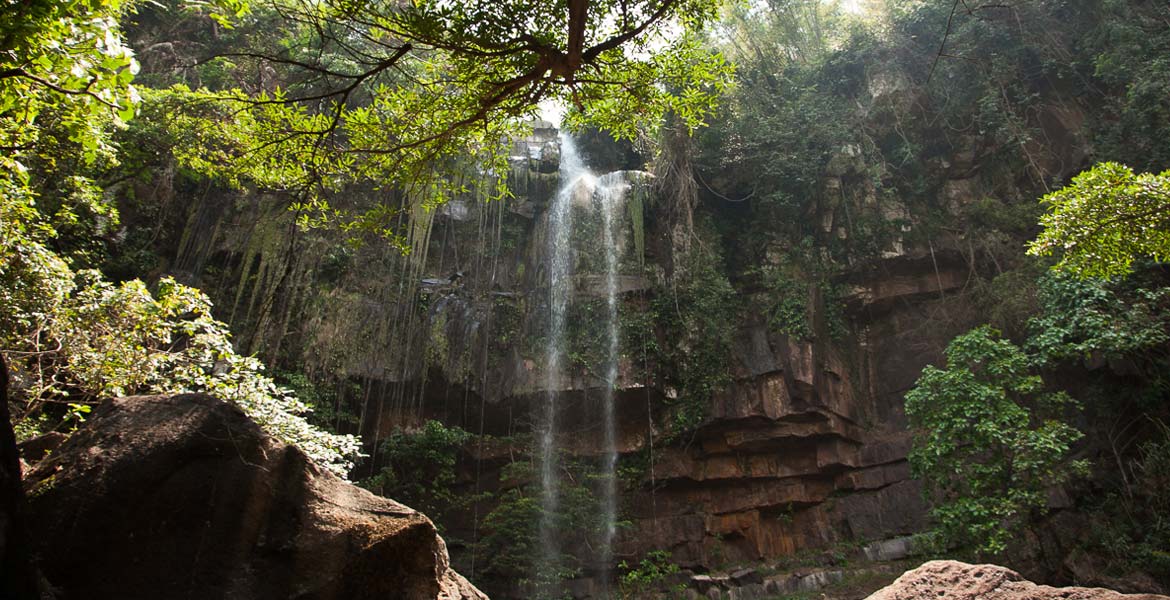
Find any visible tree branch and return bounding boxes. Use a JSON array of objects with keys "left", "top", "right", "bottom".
[
  {"left": 584, "top": 0, "right": 680, "bottom": 63},
  {"left": 0, "top": 68, "right": 122, "bottom": 109}
]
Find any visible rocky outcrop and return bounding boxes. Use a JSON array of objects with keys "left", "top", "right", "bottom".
[
  {"left": 23, "top": 393, "right": 486, "bottom": 600},
  {"left": 867, "top": 561, "right": 1169, "bottom": 600},
  {"left": 618, "top": 322, "right": 929, "bottom": 566}
]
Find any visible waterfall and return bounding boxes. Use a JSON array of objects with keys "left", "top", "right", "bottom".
[
  {"left": 539, "top": 134, "right": 632, "bottom": 597},
  {"left": 538, "top": 132, "right": 590, "bottom": 591},
  {"left": 597, "top": 172, "right": 626, "bottom": 595}
]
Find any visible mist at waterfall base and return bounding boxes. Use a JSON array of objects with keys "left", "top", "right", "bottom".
[{"left": 535, "top": 133, "right": 637, "bottom": 598}]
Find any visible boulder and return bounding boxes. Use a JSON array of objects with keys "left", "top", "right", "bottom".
[
  {"left": 861, "top": 536, "right": 916, "bottom": 563},
  {"left": 799, "top": 569, "right": 847, "bottom": 591},
  {"left": 730, "top": 568, "right": 763, "bottom": 586},
  {"left": 768, "top": 569, "right": 852, "bottom": 595},
  {"left": 728, "top": 583, "right": 765, "bottom": 599},
  {"left": 23, "top": 393, "right": 487, "bottom": 600},
  {"left": 866, "top": 561, "right": 1169, "bottom": 600}
]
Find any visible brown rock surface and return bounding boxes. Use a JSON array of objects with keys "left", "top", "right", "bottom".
[
  {"left": 23, "top": 393, "right": 486, "bottom": 600},
  {"left": 867, "top": 561, "right": 1169, "bottom": 600}
]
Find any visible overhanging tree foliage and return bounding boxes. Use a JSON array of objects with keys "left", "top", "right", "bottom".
[
  {"left": 143, "top": 0, "right": 734, "bottom": 215},
  {"left": 1, "top": 0, "right": 140, "bottom": 162}
]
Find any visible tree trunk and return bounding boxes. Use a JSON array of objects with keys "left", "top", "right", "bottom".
[{"left": 0, "top": 354, "right": 40, "bottom": 599}]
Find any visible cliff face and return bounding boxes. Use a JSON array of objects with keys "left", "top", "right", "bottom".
[
  {"left": 611, "top": 246, "right": 978, "bottom": 567},
  {"left": 116, "top": 57, "right": 1094, "bottom": 590}
]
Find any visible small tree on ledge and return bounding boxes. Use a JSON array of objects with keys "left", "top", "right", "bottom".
[{"left": 904, "top": 325, "right": 1086, "bottom": 556}]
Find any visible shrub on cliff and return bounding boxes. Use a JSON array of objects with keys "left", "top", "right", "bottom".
[
  {"left": 905, "top": 325, "right": 1086, "bottom": 556},
  {"left": 910, "top": 261, "right": 1170, "bottom": 578},
  {"left": 361, "top": 420, "right": 473, "bottom": 526}
]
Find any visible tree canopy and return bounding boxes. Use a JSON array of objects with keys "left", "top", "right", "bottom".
[
  {"left": 1, "top": 0, "right": 139, "bottom": 162},
  {"left": 140, "top": 0, "right": 733, "bottom": 213},
  {"left": 1029, "top": 162, "right": 1170, "bottom": 278}
]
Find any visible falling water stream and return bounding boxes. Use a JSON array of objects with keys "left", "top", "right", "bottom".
[
  {"left": 538, "top": 134, "right": 628, "bottom": 596},
  {"left": 597, "top": 171, "right": 625, "bottom": 592},
  {"left": 539, "top": 132, "right": 588, "bottom": 589}
]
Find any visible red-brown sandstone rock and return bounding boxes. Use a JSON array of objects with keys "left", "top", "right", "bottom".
[{"left": 867, "top": 561, "right": 1169, "bottom": 600}]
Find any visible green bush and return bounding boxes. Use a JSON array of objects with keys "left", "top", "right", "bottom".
[
  {"left": 1028, "top": 163, "right": 1170, "bottom": 279},
  {"left": 475, "top": 455, "right": 618, "bottom": 596},
  {"left": 618, "top": 550, "right": 684, "bottom": 599},
  {"left": 905, "top": 326, "right": 1086, "bottom": 556},
  {"left": 361, "top": 420, "right": 472, "bottom": 523},
  {"left": 275, "top": 370, "right": 360, "bottom": 431},
  {"left": 1028, "top": 271, "right": 1170, "bottom": 364}
]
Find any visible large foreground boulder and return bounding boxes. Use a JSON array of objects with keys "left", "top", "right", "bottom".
[
  {"left": 867, "top": 561, "right": 1168, "bottom": 600},
  {"left": 23, "top": 393, "right": 487, "bottom": 600}
]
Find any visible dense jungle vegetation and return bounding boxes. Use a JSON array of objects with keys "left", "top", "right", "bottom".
[{"left": 3, "top": 0, "right": 1170, "bottom": 596}]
